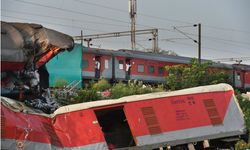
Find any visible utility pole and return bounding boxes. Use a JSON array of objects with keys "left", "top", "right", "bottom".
[
  {"left": 80, "top": 30, "right": 83, "bottom": 46},
  {"left": 198, "top": 23, "right": 201, "bottom": 64},
  {"left": 129, "top": 0, "right": 137, "bottom": 50},
  {"left": 153, "top": 29, "right": 158, "bottom": 52},
  {"left": 149, "top": 29, "right": 159, "bottom": 52},
  {"left": 174, "top": 24, "right": 201, "bottom": 64}
]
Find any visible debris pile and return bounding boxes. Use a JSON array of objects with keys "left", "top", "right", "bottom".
[
  {"left": 24, "top": 89, "right": 59, "bottom": 114},
  {"left": 1, "top": 21, "right": 74, "bottom": 113}
]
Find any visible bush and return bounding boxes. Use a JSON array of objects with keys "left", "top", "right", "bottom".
[
  {"left": 110, "top": 82, "right": 132, "bottom": 99},
  {"left": 73, "top": 89, "right": 102, "bottom": 103},
  {"left": 92, "top": 79, "right": 111, "bottom": 92},
  {"left": 54, "top": 79, "right": 68, "bottom": 88},
  {"left": 235, "top": 140, "right": 250, "bottom": 150},
  {"left": 236, "top": 91, "right": 250, "bottom": 132},
  {"left": 110, "top": 80, "right": 164, "bottom": 99},
  {"left": 54, "top": 88, "right": 102, "bottom": 105}
]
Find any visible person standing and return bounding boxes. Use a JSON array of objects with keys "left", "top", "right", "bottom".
[{"left": 95, "top": 58, "right": 101, "bottom": 79}]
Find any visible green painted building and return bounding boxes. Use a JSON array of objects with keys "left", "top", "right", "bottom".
[{"left": 46, "top": 44, "right": 83, "bottom": 87}]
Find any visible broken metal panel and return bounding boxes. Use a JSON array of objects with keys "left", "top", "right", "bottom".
[
  {"left": 1, "top": 21, "right": 74, "bottom": 105},
  {"left": 1, "top": 21, "right": 74, "bottom": 71},
  {"left": 1, "top": 96, "right": 108, "bottom": 150}
]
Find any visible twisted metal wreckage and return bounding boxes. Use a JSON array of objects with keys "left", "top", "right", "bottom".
[{"left": 1, "top": 21, "right": 74, "bottom": 113}]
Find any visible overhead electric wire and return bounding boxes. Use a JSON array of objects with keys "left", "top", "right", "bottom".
[
  {"left": 4, "top": 12, "right": 248, "bottom": 57},
  {"left": 4, "top": 0, "right": 250, "bottom": 56},
  {"left": 161, "top": 37, "right": 191, "bottom": 42},
  {"left": 1, "top": 15, "right": 105, "bottom": 32},
  {"left": 204, "top": 25, "right": 250, "bottom": 34},
  {"left": 161, "top": 28, "right": 250, "bottom": 49},
  {"left": 212, "top": 57, "right": 250, "bottom": 61},
  {"left": 162, "top": 28, "right": 250, "bottom": 46},
  {"left": 160, "top": 40, "right": 249, "bottom": 55},
  {"left": 9, "top": 0, "right": 249, "bottom": 45},
  {"left": 7, "top": 0, "right": 156, "bottom": 30},
  {"left": 72, "top": 0, "right": 250, "bottom": 34},
  {"left": 173, "top": 27, "right": 198, "bottom": 43},
  {"left": 73, "top": 0, "right": 128, "bottom": 14},
  {"left": 3, "top": 13, "right": 248, "bottom": 55},
  {"left": 11, "top": 0, "right": 132, "bottom": 25},
  {"left": 135, "top": 42, "right": 147, "bottom": 50},
  {"left": 8, "top": 0, "right": 153, "bottom": 29},
  {"left": 73, "top": 0, "right": 193, "bottom": 25},
  {"left": 1, "top": 9, "right": 129, "bottom": 28}
]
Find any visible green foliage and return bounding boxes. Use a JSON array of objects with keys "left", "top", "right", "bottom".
[
  {"left": 235, "top": 140, "right": 250, "bottom": 150},
  {"left": 110, "top": 80, "right": 164, "bottom": 99},
  {"left": 235, "top": 90, "right": 250, "bottom": 149},
  {"left": 236, "top": 90, "right": 250, "bottom": 132},
  {"left": 165, "top": 58, "right": 229, "bottom": 90},
  {"left": 54, "top": 79, "right": 165, "bottom": 104},
  {"left": 54, "top": 79, "right": 68, "bottom": 88},
  {"left": 56, "top": 89, "right": 102, "bottom": 105},
  {"left": 92, "top": 79, "right": 111, "bottom": 92},
  {"left": 73, "top": 89, "right": 102, "bottom": 103},
  {"left": 110, "top": 82, "right": 132, "bottom": 99}
]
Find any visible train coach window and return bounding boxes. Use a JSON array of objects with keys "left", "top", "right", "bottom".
[
  {"left": 105, "top": 59, "right": 109, "bottom": 69},
  {"left": 148, "top": 66, "right": 155, "bottom": 74},
  {"left": 138, "top": 64, "right": 144, "bottom": 73},
  {"left": 82, "top": 59, "right": 89, "bottom": 68},
  {"left": 119, "top": 60, "right": 124, "bottom": 70},
  {"left": 158, "top": 66, "right": 164, "bottom": 75},
  {"left": 237, "top": 73, "right": 241, "bottom": 80}
]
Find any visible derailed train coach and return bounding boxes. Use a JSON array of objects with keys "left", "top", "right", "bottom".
[{"left": 1, "top": 84, "right": 248, "bottom": 150}]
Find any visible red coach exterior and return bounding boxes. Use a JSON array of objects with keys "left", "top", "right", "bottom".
[
  {"left": 81, "top": 48, "right": 250, "bottom": 90},
  {"left": 1, "top": 84, "right": 247, "bottom": 149}
]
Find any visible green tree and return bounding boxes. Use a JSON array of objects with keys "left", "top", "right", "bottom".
[{"left": 165, "top": 58, "right": 229, "bottom": 90}]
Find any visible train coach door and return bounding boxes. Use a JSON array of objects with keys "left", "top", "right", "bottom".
[
  {"left": 234, "top": 71, "right": 242, "bottom": 88},
  {"left": 125, "top": 59, "right": 131, "bottom": 80},
  {"left": 94, "top": 106, "right": 135, "bottom": 149},
  {"left": 95, "top": 56, "right": 101, "bottom": 79}
]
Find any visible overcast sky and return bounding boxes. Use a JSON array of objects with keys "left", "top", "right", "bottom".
[{"left": 1, "top": 0, "right": 250, "bottom": 64}]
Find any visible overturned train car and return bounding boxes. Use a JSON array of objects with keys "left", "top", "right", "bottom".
[{"left": 1, "top": 84, "right": 248, "bottom": 149}]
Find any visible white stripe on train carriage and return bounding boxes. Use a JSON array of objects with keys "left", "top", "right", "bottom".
[
  {"left": 135, "top": 95, "right": 246, "bottom": 147},
  {"left": 244, "top": 83, "right": 250, "bottom": 88},
  {"left": 130, "top": 75, "right": 165, "bottom": 82},
  {"left": 1, "top": 139, "right": 109, "bottom": 150},
  {"left": 82, "top": 71, "right": 95, "bottom": 77}
]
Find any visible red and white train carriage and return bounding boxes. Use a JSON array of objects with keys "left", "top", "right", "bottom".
[
  {"left": 1, "top": 84, "right": 248, "bottom": 149},
  {"left": 81, "top": 47, "right": 250, "bottom": 90}
]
